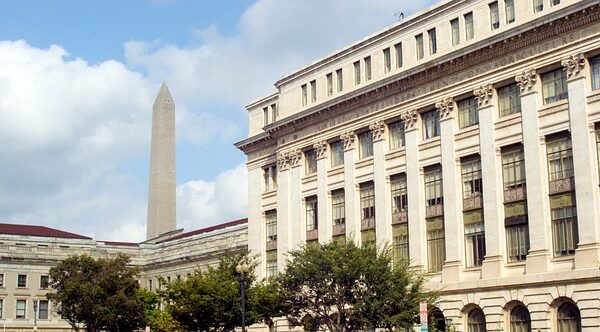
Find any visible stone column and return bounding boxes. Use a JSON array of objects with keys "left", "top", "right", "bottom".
[
  {"left": 402, "top": 110, "right": 427, "bottom": 270},
  {"left": 562, "top": 53, "right": 600, "bottom": 268},
  {"left": 475, "top": 84, "right": 506, "bottom": 278},
  {"left": 314, "top": 141, "right": 331, "bottom": 244},
  {"left": 516, "top": 69, "right": 551, "bottom": 274},
  {"left": 370, "top": 120, "right": 390, "bottom": 248},
  {"left": 248, "top": 165, "right": 266, "bottom": 277},
  {"left": 341, "top": 131, "right": 360, "bottom": 244},
  {"left": 276, "top": 152, "right": 291, "bottom": 271},
  {"left": 288, "top": 149, "right": 304, "bottom": 250},
  {"left": 437, "top": 98, "right": 463, "bottom": 282}
]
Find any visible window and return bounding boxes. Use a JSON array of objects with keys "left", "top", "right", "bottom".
[
  {"left": 465, "top": 210, "right": 486, "bottom": 267},
  {"left": 383, "top": 48, "right": 391, "bottom": 73},
  {"left": 557, "top": 302, "right": 581, "bottom": 332},
  {"left": 510, "top": 306, "right": 531, "bottom": 332},
  {"left": 38, "top": 300, "right": 49, "bottom": 319},
  {"left": 330, "top": 140, "right": 344, "bottom": 167},
  {"left": 505, "top": 201, "right": 530, "bottom": 262},
  {"left": 40, "top": 275, "right": 49, "bottom": 289},
  {"left": 360, "top": 182, "right": 375, "bottom": 221},
  {"left": 17, "top": 274, "right": 26, "bottom": 288},
  {"left": 301, "top": 84, "right": 307, "bottom": 106},
  {"left": 467, "top": 308, "right": 486, "bottom": 332},
  {"left": 422, "top": 109, "right": 440, "bottom": 139},
  {"left": 462, "top": 158, "right": 483, "bottom": 199},
  {"left": 270, "top": 104, "right": 277, "bottom": 123},
  {"left": 502, "top": 146, "right": 526, "bottom": 190},
  {"left": 428, "top": 28, "right": 437, "bottom": 55},
  {"left": 465, "top": 12, "right": 474, "bottom": 40},
  {"left": 458, "top": 97, "right": 479, "bottom": 129},
  {"left": 597, "top": 125, "right": 600, "bottom": 179},
  {"left": 395, "top": 43, "right": 403, "bottom": 68},
  {"left": 542, "top": 68, "right": 568, "bottom": 104},
  {"left": 310, "top": 80, "right": 317, "bottom": 103},
  {"left": 358, "top": 131, "right": 373, "bottom": 158},
  {"left": 416, "top": 33, "right": 424, "bottom": 60},
  {"left": 266, "top": 251, "right": 277, "bottom": 278},
  {"left": 331, "top": 189, "right": 345, "bottom": 225},
  {"left": 506, "top": 0, "right": 516, "bottom": 23},
  {"left": 263, "top": 165, "right": 277, "bottom": 191},
  {"left": 489, "top": 2, "right": 500, "bottom": 30},
  {"left": 551, "top": 0, "right": 560, "bottom": 5},
  {"left": 0, "top": 299, "right": 2, "bottom": 319},
  {"left": 591, "top": 56, "right": 600, "bottom": 90},
  {"left": 427, "top": 217, "right": 445, "bottom": 272},
  {"left": 533, "top": 0, "right": 543, "bottom": 13},
  {"left": 425, "top": 166, "right": 443, "bottom": 207},
  {"left": 305, "top": 149, "right": 317, "bottom": 175},
  {"left": 364, "top": 56, "right": 372, "bottom": 81},
  {"left": 263, "top": 107, "right": 269, "bottom": 127},
  {"left": 326, "top": 73, "right": 333, "bottom": 96},
  {"left": 389, "top": 121, "right": 405, "bottom": 149},
  {"left": 16, "top": 300, "right": 26, "bottom": 319},
  {"left": 451, "top": 18, "right": 460, "bottom": 46},
  {"left": 148, "top": 279, "right": 153, "bottom": 291},
  {"left": 305, "top": 196, "right": 318, "bottom": 231},
  {"left": 266, "top": 210, "right": 277, "bottom": 242},
  {"left": 361, "top": 229, "right": 376, "bottom": 248},
  {"left": 391, "top": 174, "right": 408, "bottom": 213},
  {"left": 0, "top": 274, "right": 3, "bottom": 287},
  {"left": 498, "top": 83, "right": 521, "bottom": 117},
  {"left": 547, "top": 135, "right": 573, "bottom": 182},
  {"left": 354, "top": 61, "right": 361, "bottom": 85},
  {"left": 393, "top": 223, "right": 409, "bottom": 262},
  {"left": 336, "top": 68, "right": 344, "bottom": 92},
  {"left": 550, "top": 194, "right": 578, "bottom": 256}
]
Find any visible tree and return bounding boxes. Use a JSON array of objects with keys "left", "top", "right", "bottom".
[
  {"left": 46, "top": 254, "right": 147, "bottom": 332},
  {"left": 277, "top": 240, "right": 434, "bottom": 332},
  {"left": 248, "top": 278, "right": 283, "bottom": 329}
]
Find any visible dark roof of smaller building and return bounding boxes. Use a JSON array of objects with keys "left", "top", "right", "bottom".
[
  {"left": 0, "top": 223, "right": 91, "bottom": 240},
  {"left": 101, "top": 241, "right": 139, "bottom": 247},
  {"left": 157, "top": 218, "right": 247, "bottom": 244}
]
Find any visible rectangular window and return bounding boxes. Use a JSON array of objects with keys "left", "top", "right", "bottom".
[
  {"left": 498, "top": 83, "right": 522, "bottom": 117},
  {"left": 547, "top": 135, "right": 573, "bottom": 182},
  {"left": 458, "top": 97, "right": 479, "bottom": 129},
  {"left": 393, "top": 223, "right": 409, "bottom": 262},
  {"left": 383, "top": 48, "right": 391, "bottom": 73},
  {"left": 354, "top": 61, "right": 361, "bottom": 85},
  {"left": 305, "top": 196, "right": 318, "bottom": 231},
  {"left": 422, "top": 110, "right": 440, "bottom": 139},
  {"left": 465, "top": 12, "right": 474, "bottom": 40},
  {"left": 331, "top": 189, "right": 345, "bottom": 225},
  {"left": 148, "top": 279, "right": 153, "bottom": 291},
  {"left": 533, "top": 0, "right": 543, "bottom": 13},
  {"left": 591, "top": 56, "right": 600, "bottom": 90},
  {"left": 301, "top": 84, "right": 307, "bottom": 106},
  {"left": 489, "top": 1, "right": 500, "bottom": 30},
  {"left": 271, "top": 104, "right": 278, "bottom": 123},
  {"left": 336, "top": 68, "right": 344, "bottom": 92},
  {"left": 326, "top": 73, "right": 333, "bottom": 96},
  {"left": 360, "top": 182, "right": 375, "bottom": 220},
  {"left": 425, "top": 166, "right": 443, "bottom": 207},
  {"left": 451, "top": 18, "right": 460, "bottom": 46},
  {"left": 502, "top": 145, "right": 526, "bottom": 190},
  {"left": 542, "top": 68, "right": 568, "bottom": 104},
  {"left": 305, "top": 149, "right": 317, "bottom": 175},
  {"left": 0, "top": 299, "right": 2, "bottom": 318},
  {"left": 40, "top": 275, "right": 49, "bottom": 289},
  {"left": 265, "top": 210, "right": 277, "bottom": 242},
  {"left": 462, "top": 158, "right": 483, "bottom": 199},
  {"left": 506, "top": 0, "right": 515, "bottom": 23},
  {"left": 389, "top": 121, "right": 405, "bottom": 149},
  {"left": 263, "top": 165, "right": 277, "bottom": 192},
  {"left": 551, "top": 0, "right": 560, "bottom": 5},
  {"left": 364, "top": 56, "right": 372, "bottom": 81},
  {"left": 550, "top": 193, "right": 578, "bottom": 256},
  {"left": 391, "top": 174, "right": 408, "bottom": 213},
  {"left": 361, "top": 229, "right": 376, "bottom": 248},
  {"left": 330, "top": 140, "right": 344, "bottom": 167},
  {"left": 464, "top": 210, "right": 485, "bottom": 267},
  {"left": 359, "top": 131, "right": 373, "bottom": 159},
  {"left": 266, "top": 251, "right": 277, "bottom": 278},
  {"left": 16, "top": 300, "right": 26, "bottom": 319},
  {"left": 310, "top": 80, "right": 317, "bottom": 103},
  {"left": 505, "top": 202, "right": 530, "bottom": 262},
  {"left": 415, "top": 33, "right": 424, "bottom": 60},
  {"left": 0, "top": 274, "right": 3, "bottom": 287},
  {"left": 17, "top": 274, "right": 26, "bottom": 288},
  {"left": 263, "top": 107, "right": 269, "bottom": 127},
  {"left": 38, "top": 300, "right": 49, "bottom": 319},
  {"left": 428, "top": 28, "right": 437, "bottom": 55},
  {"left": 427, "top": 217, "right": 445, "bottom": 272},
  {"left": 395, "top": 43, "right": 403, "bottom": 68}
]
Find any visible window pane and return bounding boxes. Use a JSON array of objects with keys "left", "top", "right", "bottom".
[
  {"left": 458, "top": 98, "right": 479, "bottom": 129},
  {"left": 266, "top": 211, "right": 277, "bottom": 242},
  {"left": 359, "top": 132, "right": 373, "bottom": 158},
  {"left": 506, "top": 0, "right": 515, "bottom": 23},
  {"left": 364, "top": 56, "right": 372, "bottom": 81},
  {"left": 451, "top": 18, "right": 460, "bottom": 46},
  {"left": 332, "top": 189, "right": 345, "bottom": 225},
  {"left": 428, "top": 28, "right": 437, "bottom": 55},
  {"left": 591, "top": 56, "right": 600, "bottom": 90},
  {"left": 389, "top": 121, "right": 405, "bottom": 149},
  {"left": 330, "top": 141, "right": 344, "bottom": 167},
  {"left": 395, "top": 43, "right": 403, "bottom": 68},
  {"left": 490, "top": 2, "right": 499, "bottom": 30},
  {"left": 465, "top": 12, "right": 474, "bottom": 40},
  {"left": 542, "top": 68, "right": 568, "bottom": 104},
  {"left": 360, "top": 182, "right": 375, "bottom": 220},
  {"left": 416, "top": 34, "right": 424, "bottom": 60}
]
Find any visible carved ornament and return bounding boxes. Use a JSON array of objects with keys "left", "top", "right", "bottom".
[
  {"left": 562, "top": 53, "right": 586, "bottom": 78},
  {"left": 473, "top": 84, "right": 494, "bottom": 107},
  {"left": 369, "top": 120, "right": 386, "bottom": 141},
  {"left": 288, "top": 149, "right": 302, "bottom": 167},
  {"left": 435, "top": 97, "right": 454, "bottom": 119},
  {"left": 515, "top": 69, "right": 537, "bottom": 93},
  {"left": 402, "top": 110, "right": 418, "bottom": 129},
  {"left": 340, "top": 131, "right": 356, "bottom": 150},
  {"left": 313, "top": 141, "right": 328, "bottom": 158},
  {"left": 277, "top": 152, "right": 289, "bottom": 171}
]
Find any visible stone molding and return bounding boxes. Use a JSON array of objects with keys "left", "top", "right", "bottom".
[
  {"left": 474, "top": 84, "right": 494, "bottom": 107},
  {"left": 369, "top": 120, "right": 386, "bottom": 141},
  {"left": 288, "top": 149, "right": 303, "bottom": 167},
  {"left": 562, "top": 53, "right": 586, "bottom": 78},
  {"left": 436, "top": 97, "right": 455, "bottom": 119},
  {"left": 515, "top": 69, "right": 537, "bottom": 93},
  {"left": 313, "top": 141, "right": 328, "bottom": 159},
  {"left": 340, "top": 131, "right": 356, "bottom": 150},
  {"left": 402, "top": 110, "right": 419, "bottom": 130}
]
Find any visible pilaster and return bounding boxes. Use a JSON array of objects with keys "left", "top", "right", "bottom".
[
  {"left": 276, "top": 152, "right": 291, "bottom": 271},
  {"left": 288, "top": 149, "right": 304, "bottom": 251},
  {"left": 341, "top": 131, "right": 360, "bottom": 244},
  {"left": 314, "top": 141, "right": 331, "bottom": 243},
  {"left": 370, "top": 120, "right": 390, "bottom": 249}
]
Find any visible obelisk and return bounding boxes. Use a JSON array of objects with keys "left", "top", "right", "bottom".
[{"left": 146, "top": 82, "right": 176, "bottom": 240}]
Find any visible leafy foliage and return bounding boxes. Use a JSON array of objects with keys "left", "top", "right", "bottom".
[{"left": 46, "top": 254, "right": 147, "bottom": 332}]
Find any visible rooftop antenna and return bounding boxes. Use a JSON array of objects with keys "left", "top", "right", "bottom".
[{"left": 393, "top": 11, "right": 404, "bottom": 21}]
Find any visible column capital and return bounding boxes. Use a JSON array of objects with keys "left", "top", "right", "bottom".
[
  {"left": 588, "top": 122, "right": 596, "bottom": 133},
  {"left": 340, "top": 131, "right": 356, "bottom": 150},
  {"left": 562, "top": 52, "right": 586, "bottom": 79},
  {"left": 277, "top": 152, "right": 289, "bottom": 171},
  {"left": 313, "top": 141, "right": 328, "bottom": 159},
  {"left": 436, "top": 97, "right": 455, "bottom": 119},
  {"left": 369, "top": 120, "right": 386, "bottom": 141},
  {"left": 515, "top": 69, "right": 537, "bottom": 94},
  {"left": 401, "top": 110, "right": 419, "bottom": 131},
  {"left": 474, "top": 84, "right": 494, "bottom": 107},
  {"left": 288, "top": 149, "right": 303, "bottom": 168}
]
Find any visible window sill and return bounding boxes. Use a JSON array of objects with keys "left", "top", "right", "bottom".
[
  {"left": 355, "top": 156, "right": 374, "bottom": 168},
  {"left": 494, "top": 112, "right": 521, "bottom": 129},
  {"left": 261, "top": 190, "right": 277, "bottom": 199},
  {"left": 463, "top": 266, "right": 482, "bottom": 272},
  {"left": 301, "top": 173, "right": 317, "bottom": 184},
  {"left": 586, "top": 88, "right": 600, "bottom": 104},
  {"left": 418, "top": 136, "right": 441, "bottom": 149},
  {"left": 538, "top": 98, "right": 568, "bottom": 116},
  {"left": 327, "top": 165, "right": 344, "bottom": 176},
  {"left": 385, "top": 147, "right": 406, "bottom": 160},
  {"left": 505, "top": 261, "right": 526, "bottom": 267},
  {"left": 551, "top": 254, "right": 575, "bottom": 262},
  {"left": 455, "top": 125, "right": 479, "bottom": 140}
]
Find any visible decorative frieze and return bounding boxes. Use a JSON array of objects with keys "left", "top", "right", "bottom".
[
  {"left": 313, "top": 141, "right": 328, "bottom": 158},
  {"left": 474, "top": 84, "right": 494, "bottom": 107},
  {"left": 369, "top": 120, "right": 386, "bottom": 141},
  {"left": 562, "top": 53, "right": 586, "bottom": 78},
  {"left": 515, "top": 69, "right": 537, "bottom": 93},
  {"left": 402, "top": 110, "right": 419, "bottom": 129},
  {"left": 436, "top": 97, "right": 454, "bottom": 119},
  {"left": 340, "top": 131, "right": 356, "bottom": 150},
  {"left": 277, "top": 152, "right": 289, "bottom": 171},
  {"left": 288, "top": 149, "right": 303, "bottom": 167}
]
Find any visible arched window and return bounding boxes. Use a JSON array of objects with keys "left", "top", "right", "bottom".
[
  {"left": 430, "top": 307, "right": 446, "bottom": 332},
  {"left": 468, "top": 308, "right": 486, "bottom": 332},
  {"left": 510, "top": 305, "right": 531, "bottom": 332},
  {"left": 557, "top": 302, "right": 581, "bottom": 332}
]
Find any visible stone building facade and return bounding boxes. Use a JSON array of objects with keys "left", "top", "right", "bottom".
[{"left": 236, "top": 0, "right": 600, "bottom": 331}]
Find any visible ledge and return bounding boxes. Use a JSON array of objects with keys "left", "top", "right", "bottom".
[
  {"left": 538, "top": 98, "right": 569, "bottom": 116},
  {"left": 327, "top": 165, "right": 344, "bottom": 177},
  {"left": 355, "top": 156, "right": 374, "bottom": 169},
  {"left": 385, "top": 147, "right": 406, "bottom": 160},
  {"left": 494, "top": 113, "right": 522, "bottom": 130},
  {"left": 418, "top": 136, "right": 441, "bottom": 150}
]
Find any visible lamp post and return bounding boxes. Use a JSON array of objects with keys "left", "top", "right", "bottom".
[{"left": 236, "top": 261, "right": 250, "bottom": 332}]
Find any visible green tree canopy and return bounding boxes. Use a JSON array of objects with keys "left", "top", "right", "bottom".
[{"left": 46, "top": 254, "right": 147, "bottom": 332}]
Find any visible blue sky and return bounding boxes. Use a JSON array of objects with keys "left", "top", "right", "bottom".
[{"left": 0, "top": 0, "right": 436, "bottom": 241}]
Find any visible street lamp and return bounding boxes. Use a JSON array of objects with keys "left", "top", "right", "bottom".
[{"left": 236, "top": 261, "right": 250, "bottom": 332}]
